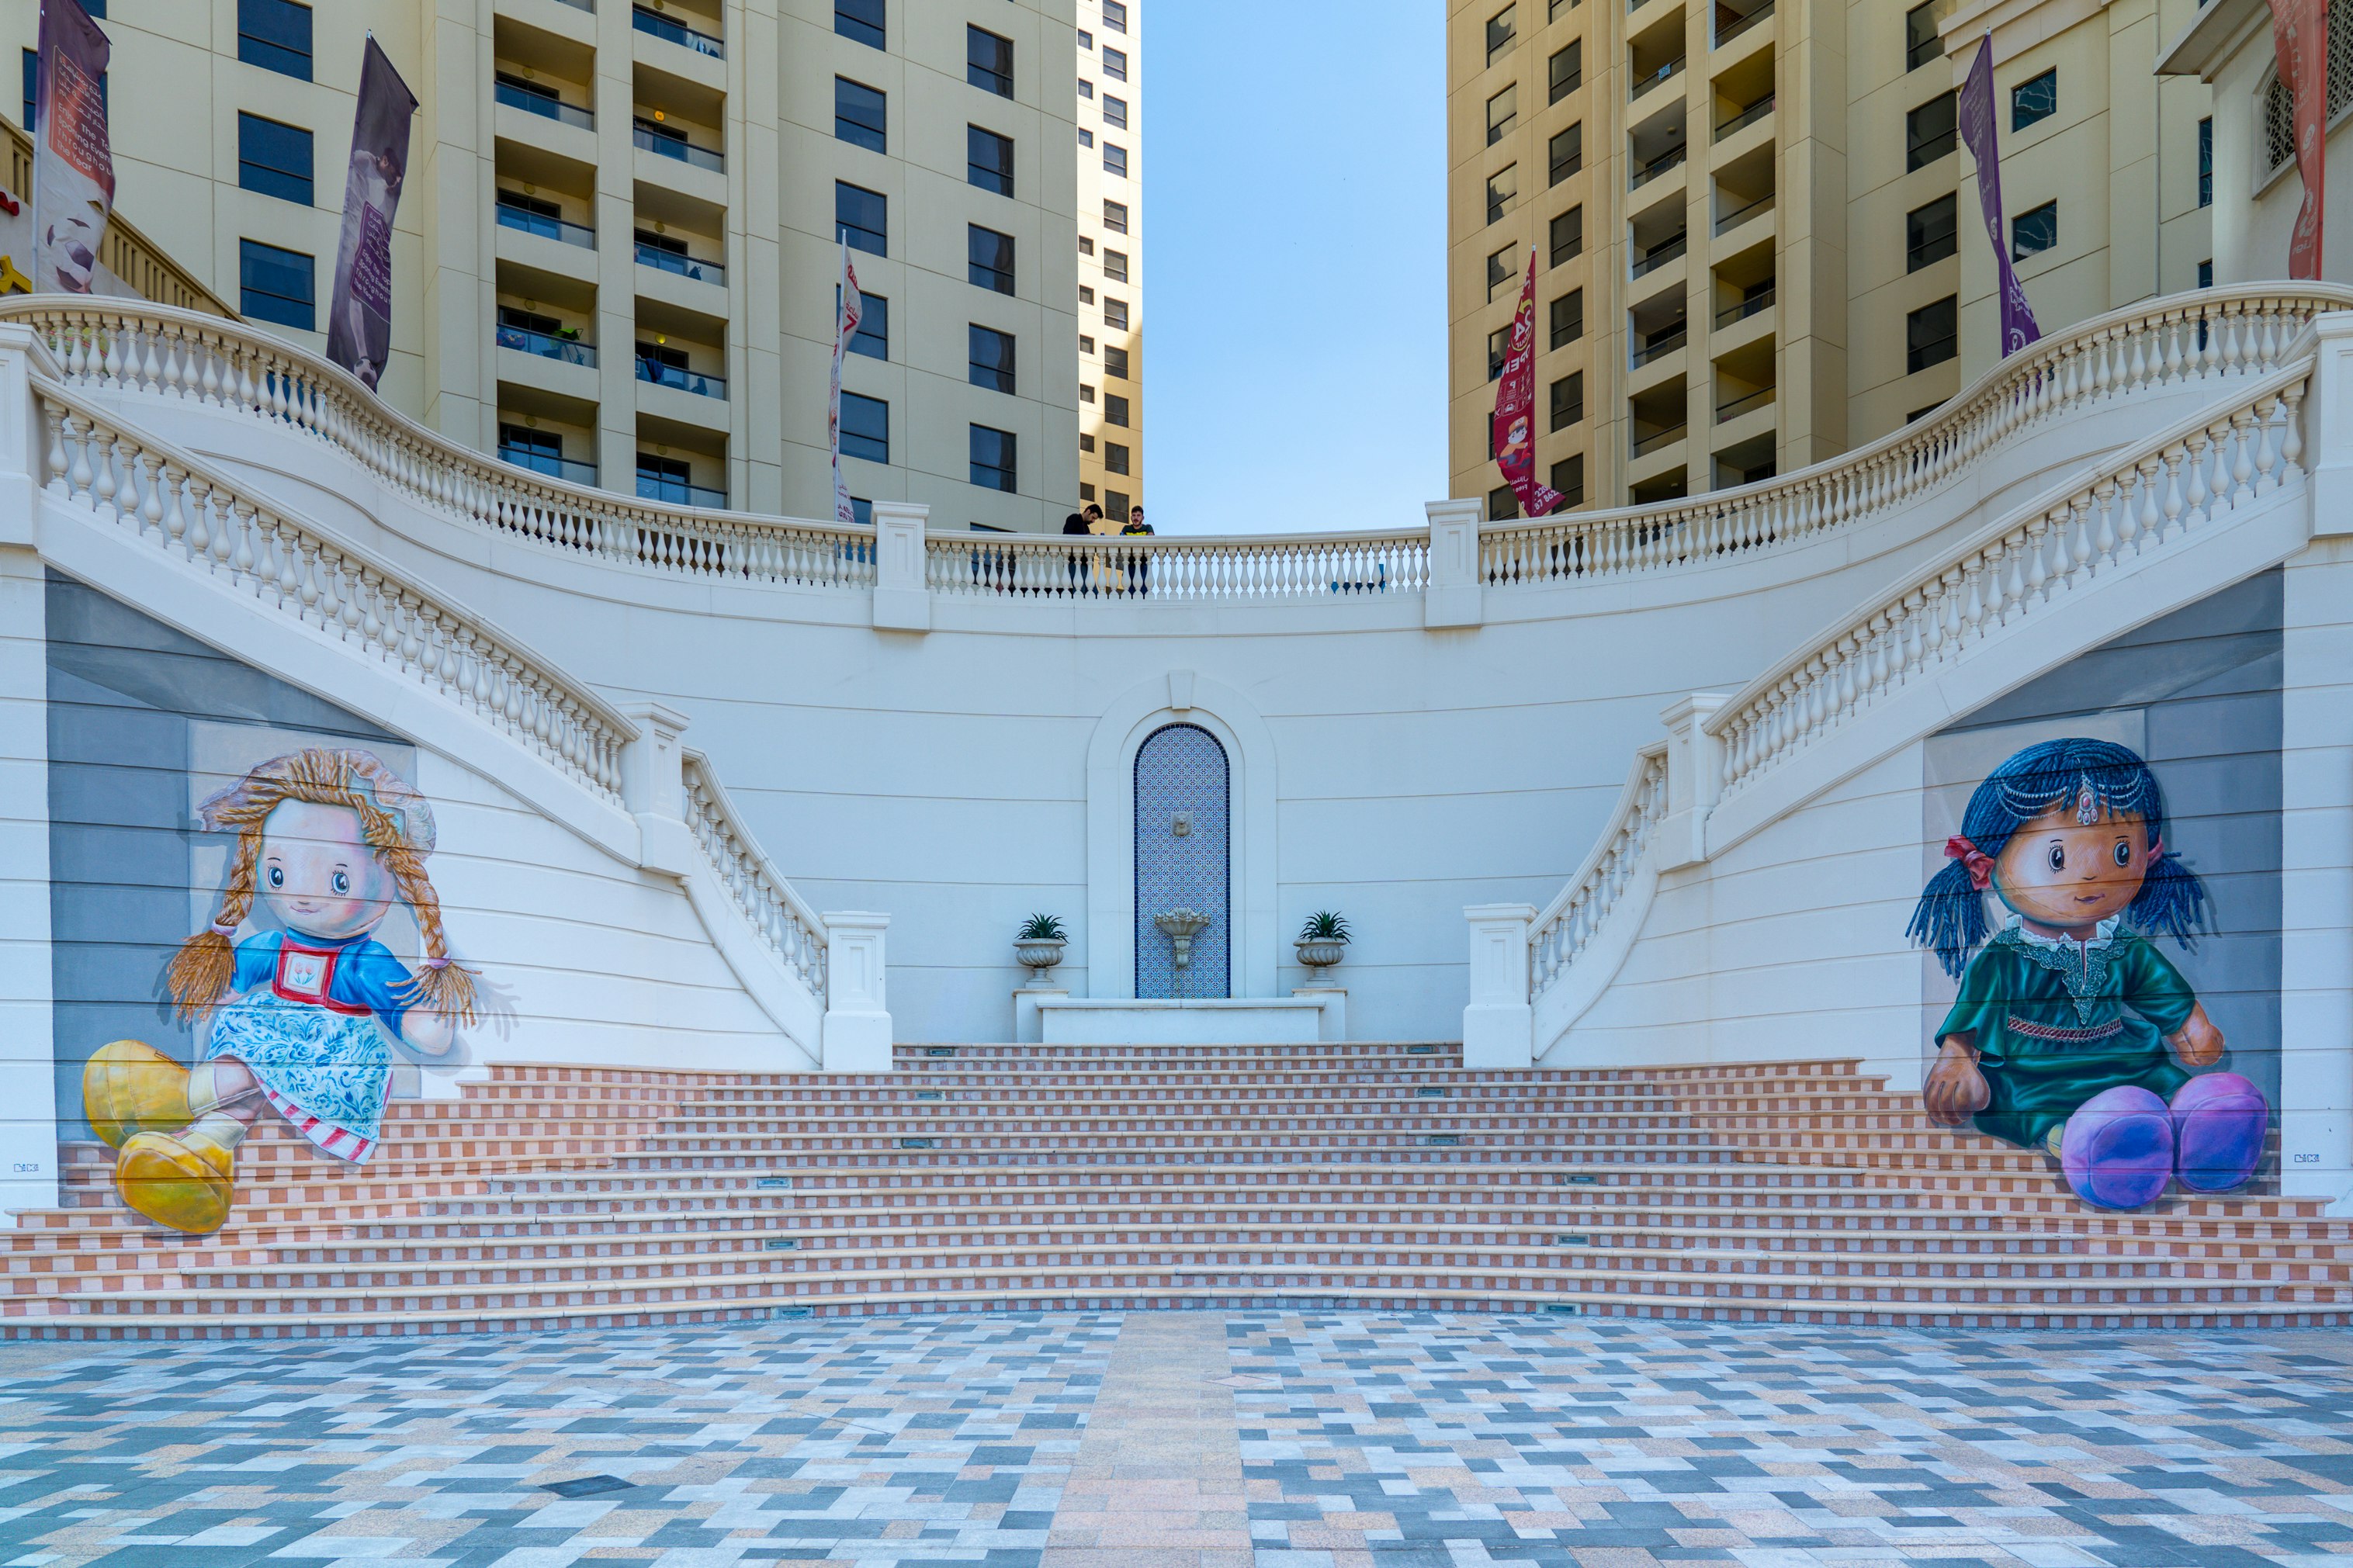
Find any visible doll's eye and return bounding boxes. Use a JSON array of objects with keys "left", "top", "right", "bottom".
[
  {"left": 2046, "top": 843, "right": 2065, "bottom": 872},
  {"left": 331, "top": 871, "right": 350, "bottom": 895},
  {"left": 267, "top": 866, "right": 284, "bottom": 888},
  {"left": 2113, "top": 841, "right": 2132, "bottom": 867}
]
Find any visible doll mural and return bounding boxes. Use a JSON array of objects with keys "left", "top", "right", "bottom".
[
  {"left": 80, "top": 748, "right": 478, "bottom": 1235},
  {"left": 1907, "top": 737, "right": 2268, "bottom": 1210}
]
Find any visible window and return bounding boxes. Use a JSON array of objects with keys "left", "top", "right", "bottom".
[
  {"left": 1549, "top": 288, "right": 1584, "bottom": 348},
  {"left": 968, "top": 26, "right": 1014, "bottom": 97},
  {"left": 969, "top": 125, "right": 1015, "bottom": 195},
  {"left": 1551, "top": 454, "right": 1585, "bottom": 507},
  {"left": 1105, "top": 393, "right": 1130, "bottom": 427},
  {"left": 849, "top": 292, "right": 887, "bottom": 359},
  {"left": 1486, "top": 164, "right": 1517, "bottom": 224},
  {"left": 1548, "top": 41, "right": 1582, "bottom": 104},
  {"left": 2199, "top": 116, "right": 2213, "bottom": 207},
  {"left": 2011, "top": 68, "right": 2056, "bottom": 131},
  {"left": 1905, "top": 91, "right": 1956, "bottom": 171},
  {"left": 1104, "top": 489, "right": 1130, "bottom": 517},
  {"left": 1103, "top": 94, "right": 1128, "bottom": 129},
  {"left": 499, "top": 423, "right": 567, "bottom": 476},
  {"left": 1080, "top": 384, "right": 1096, "bottom": 402},
  {"left": 1487, "top": 327, "right": 1511, "bottom": 380},
  {"left": 1548, "top": 371, "right": 1584, "bottom": 431},
  {"left": 1080, "top": 334, "right": 1096, "bottom": 352},
  {"left": 1907, "top": 295, "right": 1957, "bottom": 372},
  {"left": 971, "top": 425, "right": 1017, "bottom": 492},
  {"left": 1080, "top": 128, "right": 1094, "bottom": 147},
  {"left": 636, "top": 454, "right": 700, "bottom": 505},
  {"left": 237, "top": 113, "right": 313, "bottom": 206},
  {"left": 1080, "top": 433, "right": 1096, "bottom": 452},
  {"left": 837, "top": 182, "right": 887, "bottom": 255},
  {"left": 1103, "top": 0, "right": 1128, "bottom": 31},
  {"left": 1486, "top": 5, "right": 1516, "bottom": 67},
  {"left": 1079, "top": 80, "right": 1094, "bottom": 99},
  {"left": 1549, "top": 204, "right": 1582, "bottom": 265},
  {"left": 969, "top": 324, "right": 1016, "bottom": 393},
  {"left": 1906, "top": 192, "right": 1956, "bottom": 272},
  {"left": 1104, "top": 248, "right": 1130, "bottom": 282},
  {"left": 1105, "top": 441, "right": 1130, "bottom": 475},
  {"left": 1104, "top": 144, "right": 1128, "bottom": 178},
  {"left": 1549, "top": 123, "right": 1582, "bottom": 185},
  {"left": 1080, "top": 237, "right": 1095, "bottom": 255},
  {"left": 2198, "top": 258, "right": 2214, "bottom": 288},
  {"left": 1488, "top": 484, "right": 1520, "bottom": 521},
  {"left": 835, "top": 0, "right": 885, "bottom": 49},
  {"left": 835, "top": 78, "right": 886, "bottom": 153},
  {"left": 1079, "top": 30, "right": 1093, "bottom": 50},
  {"left": 1904, "top": 0, "right": 1951, "bottom": 71},
  {"left": 1486, "top": 82, "right": 1517, "bottom": 145},
  {"left": 1488, "top": 246, "right": 1516, "bottom": 299},
  {"left": 18, "top": 52, "right": 29, "bottom": 133},
  {"left": 969, "top": 224, "right": 1015, "bottom": 294},
  {"left": 1104, "top": 297, "right": 1129, "bottom": 329},
  {"left": 238, "top": 238, "right": 314, "bottom": 330},
  {"left": 2012, "top": 199, "right": 2057, "bottom": 259},
  {"left": 1104, "top": 47, "right": 1128, "bottom": 81},
  {"left": 1104, "top": 344, "right": 1129, "bottom": 378},
  {"left": 1104, "top": 199, "right": 1129, "bottom": 234},
  {"left": 1549, "top": 0, "right": 1578, "bottom": 16},
  {"left": 238, "top": 0, "right": 314, "bottom": 81},
  {"left": 840, "top": 392, "right": 889, "bottom": 463},
  {"left": 1080, "top": 483, "right": 1096, "bottom": 500},
  {"left": 850, "top": 497, "right": 873, "bottom": 528},
  {"left": 1081, "top": 286, "right": 1095, "bottom": 304}
]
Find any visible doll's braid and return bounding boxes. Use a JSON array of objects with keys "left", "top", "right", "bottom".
[{"left": 165, "top": 826, "right": 265, "bottom": 1021}]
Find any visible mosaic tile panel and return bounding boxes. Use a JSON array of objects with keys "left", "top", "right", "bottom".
[{"left": 1135, "top": 722, "right": 1230, "bottom": 1000}]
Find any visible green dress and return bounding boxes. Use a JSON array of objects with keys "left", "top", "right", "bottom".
[{"left": 1935, "top": 916, "right": 2196, "bottom": 1149}]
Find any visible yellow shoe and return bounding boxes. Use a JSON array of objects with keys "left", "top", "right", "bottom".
[
  {"left": 114, "top": 1116, "right": 241, "bottom": 1235},
  {"left": 82, "top": 1040, "right": 192, "bottom": 1150}
]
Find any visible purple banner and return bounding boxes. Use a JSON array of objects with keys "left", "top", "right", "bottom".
[
  {"left": 326, "top": 36, "right": 418, "bottom": 391},
  {"left": 1956, "top": 36, "right": 2041, "bottom": 357},
  {"left": 32, "top": 0, "right": 114, "bottom": 295}
]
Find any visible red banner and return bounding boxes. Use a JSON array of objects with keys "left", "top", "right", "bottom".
[
  {"left": 2269, "top": 0, "right": 2327, "bottom": 280},
  {"left": 1490, "top": 247, "right": 1564, "bottom": 518}
]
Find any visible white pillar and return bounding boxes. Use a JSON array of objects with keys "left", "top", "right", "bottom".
[
  {"left": 1423, "top": 498, "right": 1484, "bottom": 629},
  {"left": 617, "top": 701, "right": 690, "bottom": 819},
  {"left": 820, "top": 912, "right": 894, "bottom": 1071},
  {"left": 1461, "top": 902, "right": 1536, "bottom": 1068},
  {"left": 0, "top": 324, "right": 62, "bottom": 543},
  {"left": 1655, "top": 692, "right": 1730, "bottom": 871},
  {"left": 871, "top": 500, "right": 930, "bottom": 632},
  {"left": 2303, "top": 313, "right": 2353, "bottom": 539}
]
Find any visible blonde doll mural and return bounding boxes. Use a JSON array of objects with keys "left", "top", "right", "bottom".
[{"left": 80, "top": 748, "right": 478, "bottom": 1234}]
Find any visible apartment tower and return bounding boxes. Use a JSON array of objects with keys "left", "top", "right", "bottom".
[
  {"left": 1447, "top": 0, "right": 2217, "bottom": 515},
  {"left": 5, "top": 0, "right": 1107, "bottom": 531},
  {"left": 1073, "top": 0, "right": 1141, "bottom": 524}
]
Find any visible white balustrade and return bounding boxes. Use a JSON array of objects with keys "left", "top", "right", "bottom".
[
  {"left": 926, "top": 528, "right": 1433, "bottom": 602},
  {"left": 681, "top": 753, "right": 830, "bottom": 995},
  {"left": 1529, "top": 746, "right": 1670, "bottom": 1002}
]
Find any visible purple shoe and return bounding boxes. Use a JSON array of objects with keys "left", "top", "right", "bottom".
[
  {"left": 2059, "top": 1087, "right": 2175, "bottom": 1210},
  {"left": 2171, "top": 1072, "right": 2268, "bottom": 1193}
]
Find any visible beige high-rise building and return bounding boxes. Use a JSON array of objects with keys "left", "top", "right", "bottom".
[
  {"left": 4, "top": 0, "right": 1110, "bottom": 532},
  {"left": 1447, "top": 0, "right": 2217, "bottom": 515},
  {"left": 1073, "top": 0, "right": 1140, "bottom": 525}
]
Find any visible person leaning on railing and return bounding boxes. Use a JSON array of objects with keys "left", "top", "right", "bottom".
[
  {"left": 1121, "top": 505, "right": 1153, "bottom": 595},
  {"left": 1062, "top": 511, "right": 1090, "bottom": 590}
]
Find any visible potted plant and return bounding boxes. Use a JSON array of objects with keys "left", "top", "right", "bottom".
[
  {"left": 1295, "top": 910, "right": 1350, "bottom": 970},
  {"left": 1014, "top": 913, "right": 1067, "bottom": 977}
]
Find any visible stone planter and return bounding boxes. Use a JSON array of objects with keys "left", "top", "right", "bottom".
[
  {"left": 1295, "top": 938, "right": 1348, "bottom": 970},
  {"left": 1015, "top": 938, "right": 1066, "bottom": 976}
]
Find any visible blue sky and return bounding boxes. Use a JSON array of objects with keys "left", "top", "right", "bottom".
[{"left": 1141, "top": 3, "right": 1449, "bottom": 536}]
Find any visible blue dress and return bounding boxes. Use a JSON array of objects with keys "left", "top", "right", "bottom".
[{"left": 204, "top": 930, "right": 415, "bottom": 1162}]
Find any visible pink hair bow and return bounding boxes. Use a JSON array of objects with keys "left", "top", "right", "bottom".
[{"left": 1944, "top": 836, "right": 1994, "bottom": 891}]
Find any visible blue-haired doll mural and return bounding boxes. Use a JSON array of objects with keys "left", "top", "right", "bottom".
[
  {"left": 79, "top": 748, "right": 479, "bottom": 1235},
  {"left": 1908, "top": 737, "right": 2268, "bottom": 1210}
]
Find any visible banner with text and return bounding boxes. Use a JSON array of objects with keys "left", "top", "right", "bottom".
[
  {"left": 1957, "top": 36, "right": 2042, "bottom": 357},
  {"left": 326, "top": 37, "right": 418, "bottom": 391},
  {"left": 31, "top": 0, "right": 114, "bottom": 296},
  {"left": 1490, "top": 247, "right": 1564, "bottom": 519}
]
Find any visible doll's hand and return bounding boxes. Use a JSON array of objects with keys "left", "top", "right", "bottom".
[
  {"left": 397, "top": 1008, "right": 456, "bottom": 1058},
  {"left": 1923, "top": 1036, "right": 1991, "bottom": 1127},
  {"left": 2169, "top": 1003, "right": 2225, "bottom": 1068}
]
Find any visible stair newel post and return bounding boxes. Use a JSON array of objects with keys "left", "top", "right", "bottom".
[
  {"left": 1657, "top": 694, "right": 1730, "bottom": 873},
  {"left": 1462, "top": 904, "right": 1537, "bottom": 1069},
  {"left": 870, "top": 500, "right": 931, "bottom": 632},
  {"left": 820, "top": 913, "right": 895, "bottom": 1072}
]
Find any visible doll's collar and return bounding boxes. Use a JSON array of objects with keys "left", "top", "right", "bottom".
[{"left": 2002, "top": 912, "right": 2119, "bottom": 952}]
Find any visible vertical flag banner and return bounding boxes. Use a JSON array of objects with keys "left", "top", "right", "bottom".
[
  {"left": 327, "top": 37, "right": 419, "bottom": 391},
  {"left": 31, "top": 0, "right": 114, "bottom": 295},
  {"left": 1956, "top": 36, "right": 2042, "bottom": 356},
  {"left": 2268, "top": 0, "right": 2327, "bottom": 280},
  {"left": 830, "top": 243, "right": 864, "bottom": 527},
  {"left": 1491, "top": 247, "right": 1564, "bottom": 519}
]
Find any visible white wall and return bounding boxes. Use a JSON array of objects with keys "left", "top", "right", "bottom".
[{"left": 0, "top": 545, "right": 57, "bottom": 1216}]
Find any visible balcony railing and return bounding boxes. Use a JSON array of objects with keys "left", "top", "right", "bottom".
[
  {"left": 1715, "top": 286, "right": 1773, "bottom": 327},
  {"left": 636, "top": 242, "right": 726, "bottom": 286},
  {"left": 1630, "top": 327, "right": 1687, "bottom": 368},
  {"left": 1714, "top": 0, "right": 1776, "bottom": 49},
  {"left": 632, "top": 5, "right": 723, "bottom": 57},
  {"left": 1630, "top": 144, "right": 1687, "bottom": 190},
  {"left": 498, "top": 445, "right": 598, "bottom": 485},
  {"left": 1630, "top": 57, "right": 1686, "bottom": 101},
  {"left": 1714, "top": 192, "right": 1774, "bottom": 234},
  {"left": 497, "top": 324, "right": 597, "bottom": 365},
  {"left": 549, "top": 0, "right": 593, "bottom": 9},
  {"left": 1630, "top": 233, "right": 1687, "bottom": 279},
  {"left": 639, "top": 475, "right": 726, "bottom": 507},
  {"left": 636, "top": 357, "right": 727, "bottom": 399},
  {"left": 634, "top": 119, "right": 724, "bottom": 170},
  {"left": 1716, "top": 386, "right": 1776, "bottom": 421},
  {"left": 1631, "top": 421, "right": 1688, "bottom": 456},
  {"left": 1715, "top": 94, "right": 1774, "bottom": 140},
  {"left": 496, "top": 200, "right": 596, "bottom": 249},
  {"left": 496, "top": 79, "right": 595, "bottom": 130}
]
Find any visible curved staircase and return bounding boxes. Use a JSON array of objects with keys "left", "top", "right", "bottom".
[{"left": 9, "top": 1044, "right": 2347, "bottom": 1338}]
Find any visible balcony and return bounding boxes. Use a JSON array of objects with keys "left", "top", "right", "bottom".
[
  {"left": 1630, "top": 144, "right": 1687, "bottom": 190},
  {"left": 497, "top": 197, "right": 595, "bottom": 249},
  {"left": 638, "top": 473, "right": 726, "bottom": 507},
  {"left": 1631, "top": 232, "right": 1687, "bottom": 279},
  {"left": 1716, "top": 385, "right": 1775, "bottom": 422},
  {"left": 1632, "top": 421, "right": 1688, "bottom": 456},
  {"left": 1631, "top": 56, "right": 1686, "bottom": 102},
  {"left": 636, "top": 355, "right": 726, "bottom": 400},
  {"left": 1631, "top": 327, "right": 1687, "bottom": 369},
  {"left": 632, "top": 5, "right": 723, "bottom": 57},
  {"left": 1714, "top": 191, "right": 1774, "bottom": 235},
  {"left": 1715, "top": 284, "right": 1773, "bottom": 327},
  {"left": 634, "top": 117, "right": 724, "bottom": 171},
  {"left": 636, "top": 237, "right": 725, "bottom": 286},
  {"left": 1714, "top": 0, "right": 1775, "bottom": 49},
  {"left": 1716, "top": 93, "right": 1773, "bottom": 140},
  {"left": 496, "top": 76, "right": 594, "bottom": 130},
  {"left": 497, "top": 323, "right": 596, "bottom": 366},
  {"left": 499, "top": 445, "right": 598, "bottom": 485}
]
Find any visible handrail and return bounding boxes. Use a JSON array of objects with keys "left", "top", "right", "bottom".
[
  {"left": 33, "top": 376, "right": 639, "bottom": 805},
  {"left": 681, "top": 751, "right": 828, "bottom": 992},
  {"left": 1530, "top": 746, "right": 1668, "bottom": 999},
  {"left": 928, "top": 530, "right": 1429, "bottom": 601}
]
